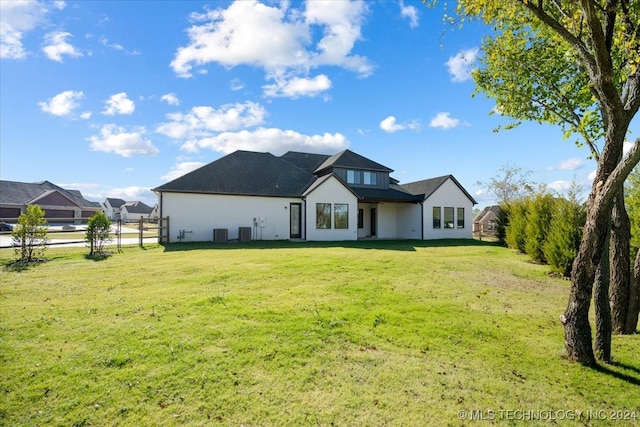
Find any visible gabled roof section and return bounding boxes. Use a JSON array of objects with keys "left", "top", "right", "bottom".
[
  {"left": 474, "top": 205, "right": 500, "bottom": 222},
  {"left": 400, "top": 175, "right": 477, "bottom": 204},
  {"left": 280, "top": 151, "right": 331, "bottom": 174},
  {"left": 0, "top": 180, "right": 99, "bottom": 209},
  {"left": 153, "top": 150, "right": 316, "bottom": 197},
  {"left": 314, "top": 149, "right": 393, "bottom": 175},
  {"left": 302, "top": 173, "right": 361, "bottom": 199},
  {"left": 106, "top": 198, "right": 126, "bottom": 208},
  {"left": 122, "top": 201, "right": 153, "bottom": 214}
]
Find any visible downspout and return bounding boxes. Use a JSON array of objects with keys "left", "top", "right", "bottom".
[
  {"left": 420, "top": 201, "right": 424, "bottom": 240},
  {"left": 303, "top": 197, "right": 307, "bottom": 240}
]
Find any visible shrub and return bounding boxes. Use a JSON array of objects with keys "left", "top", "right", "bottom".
[
  {"left": 11, "top": 205, "right": 49, "bottom": 262},
  {"left": 524, "top": 192, "right": 556, "bottom": 263},
  {"left": 86, "top": 211, "right": 112, "bottom": 256},
  {"left": 504, "top": 199, "right": 529, "bottom": 253},
  {"left": 543, "top": 198, "right": 586, "bottom": 276}
]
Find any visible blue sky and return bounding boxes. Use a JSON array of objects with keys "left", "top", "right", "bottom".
[{"left": 1, "top": 0, "right": 637, "bottom": 209}]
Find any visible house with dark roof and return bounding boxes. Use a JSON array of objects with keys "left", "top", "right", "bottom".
[
  {"left": 102, "top": 198, "right": 155, "bottom": 221},
  {"left": 473, "top": 205, "right": 501, "bottom": 236},
  {"left": 0, "top": 180, "right": 101, "bottom": 223},
  {"left": 153, "top": 149, "right": 476, "bottom": 242}
]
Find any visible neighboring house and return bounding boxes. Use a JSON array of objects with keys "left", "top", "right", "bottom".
[
  {"left": 120, "top": 201, "right": 154, "bottom": 221},
  {"left": 473, "top": 205, "right": 501, "bottom": 236},
  {"left": 0, "top": 180, "right": 101, "bottom": 223},
  {"left": 152, "top": 149, "right": 477, "bottom": 242},
  {"left": 102, "top": 198, "right": 155, "bottom": 221},
  {"left": 102, "top": 198, "right": 126, "bottom": 220}
]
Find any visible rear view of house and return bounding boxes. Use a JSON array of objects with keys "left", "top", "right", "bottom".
[{"left": 153, "top": 149, "right": 476, "bottom": 242}]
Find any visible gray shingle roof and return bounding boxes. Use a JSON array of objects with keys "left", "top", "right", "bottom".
[
  {"left": 0, "top": 180, "right": 99, "bottom": 209},
  {"left": 400, "top": 175, "right": 477, "bottom": 204},
  {"left": 122, "top": 201, "right": 153, "bottom": 214},
  {"left": 153, "top": 150, "right": 317, "bottom": 197},
  {"left": 314, "top": 149, "right": 393, "bottom": 174},
  {"left": 106, "top": 198, "right": 126, "bottom": 208}
]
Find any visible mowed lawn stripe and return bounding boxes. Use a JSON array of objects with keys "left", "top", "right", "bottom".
[{"left": 1, "top": 240, "right": 638, "bottom": 426}]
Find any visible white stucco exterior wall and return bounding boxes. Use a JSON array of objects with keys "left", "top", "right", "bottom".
[
  {"left": 422, "top": 178, "right": 474, "bottom": 239},
  {"left": 396, "top": 203, "right": 422, "bottom": 239},
  {"left": 160, "top": 192, "right": 301, "bottom": 242},
  {"left": 304, "top": 176, "right": 358, "bottom": 241}
]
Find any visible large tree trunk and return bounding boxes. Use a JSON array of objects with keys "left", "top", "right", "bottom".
[
  {"left": 609, "top": 190, "right": 631, "bottom": 333},
  {"left": 625, "top": 249, "right": 640, "bottom": 333},
  {"left": 594, "top": 238, "right": 611, "bottom": 363},
  {"left": 562, "top": 122, "right": 629, "bottom": 366}
]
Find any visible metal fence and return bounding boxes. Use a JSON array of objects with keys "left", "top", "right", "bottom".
[{"left": 0, "top": 217, "right": 169, "bottom": 249}]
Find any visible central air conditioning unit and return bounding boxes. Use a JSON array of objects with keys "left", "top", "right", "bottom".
[
  {"left": 239, "top": 227, "right": 251, "bottom": 242},
  {"left": 213, "top": 228, "right": 228, "bottom": 242}
]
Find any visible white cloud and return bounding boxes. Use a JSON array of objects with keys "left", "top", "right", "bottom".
[
  {"left": 399, "top": 0, "right": 418, "bottom": 28},
  {"left": 42, "top": 31, "right": 82, "bottom": 62},
  {"left": 160, "top": 93, "right": 180, "bottom": 106},
  {"left": 88, "top": 124, "right": 159, "bottom": 157},
  {"left": 103, "top": 92, "right": 135, "bottom": 115},
  {"left": 555, "top": 158, "right": 584, "bottom": 171},
  {"left": 588, "top": 169, "right": 597, "bottom": 182},
  {"left": 156, "top": 101, "right": 267, "bottom": 139},
  {"left": 0, "top": 0, "right": 49, "bottom": 59},
  {"left": 230, "top": 78, "right": 244, "bottom": 91},
  {"left": 80, "top": 111, "right": 92, "bottom": 119},
  {"left": 38, "top": 90, "right": 84, "bottom": 116},
  {"left": 446, "top": 47, "right": 479, "bottom": 82},
  {"left": 263, "top": 74, "right": 331, "bottom": 98},
  {"left": 624, "top": 139, "right": 635, "bottom": 157},
  {"left": 98, "top": 35, "right": 140, "bottom": 55},
  {"left": 161, "top": 161, "right": 206, "bottom": 181},
  {"left": 380, "top": 116, "right": 403, "bottom": 133},
  {"left": 170, "top": 0, "right": 371, "bottom": 98},
  {"left": 107, "top": 186, "right": 157, "bottom": 205},
  {"left": 429, "top": 112, "right": 464, "bottom": 129},
  {"left": 379, "top": 116, "right": 420, "bottom": 133},
  {"left": 181, "top": 127, "right": 349, "bottom": 156},
  {"left": 548, "top": 180, "right": 573, "bottom": 192}
]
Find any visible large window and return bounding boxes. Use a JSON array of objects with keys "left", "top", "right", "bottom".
[
  {"left": 334, "top": 204, "right": 349, "bottom": 229},
  {"left": 316, "top": 203, "right": 331, "bottom": 229},
  {"left": 444, "top": 207, "right": 454, "bottom": 229},
  {"left": 363, "top": 171, "right": 377, "bottom": 185},
  {"left": 347, "top": 170, "right": 377, "bottom": 186},
  {"left": 457, "top": 207, "right": 465, "bottom": 229},
  {"left": 433, "top": 207, "right": 441, "bottom": 229}
]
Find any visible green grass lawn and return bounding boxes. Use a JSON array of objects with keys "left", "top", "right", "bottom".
[{"left": 1, "top": 240, "right": 638, "bottom": 426}]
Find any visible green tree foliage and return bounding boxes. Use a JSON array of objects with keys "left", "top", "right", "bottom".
[
  {"left": 452, "top": 0, "right": 640, "bottom": 366},
  {"left": 544, "top": 198, "right": 587, "bottom": 277},
  {"left": 494, "top": 203, "right": 509, "bottom": 245},
  {"left": 11, "top": 205, "right": 49, "bottom": 263},
  {"left": 627, "top": 167, "right": 640, "bottom": 254},
  {"left": 524, "top": 192, "right": 556, "bottom": 264},
  {"left": 476, "top": 164, "right": 535, "bottom": 205},
  {"left": 504, "top": 199, "right": 528, "bottom": 253},
  {"left": 86, "top": 211, "right": 112, "bottom": 256}
]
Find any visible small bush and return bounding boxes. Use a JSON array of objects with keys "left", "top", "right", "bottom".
[
  {"left": 86, "top": 211, "right": 112, "bottom": 256},
  {"left": 11, "top": 205, "right": 48, "bottom": 263}
]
